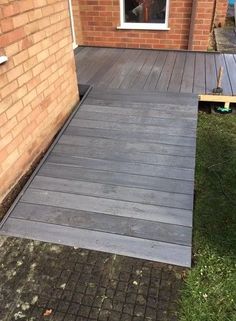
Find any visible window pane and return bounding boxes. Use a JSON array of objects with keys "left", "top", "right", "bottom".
[{"left": 125, "top": 0, "right": 166, "bottom": 23}]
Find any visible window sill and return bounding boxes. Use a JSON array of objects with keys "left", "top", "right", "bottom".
[{"left": 117, "top": 24, "right": 170, "bottom": 31}]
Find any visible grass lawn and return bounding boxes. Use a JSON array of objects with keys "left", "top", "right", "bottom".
[{"left": 180, "top": 113, "right": 236, "bottom": 321}]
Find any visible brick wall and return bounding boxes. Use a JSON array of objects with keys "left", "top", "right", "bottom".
[
  {"left": 0, "top": 0, "right": 79, "bottom": 202},
  {"left": 71, "top": 0, "right": 228, "bottom": 51},
  {"left": 73, "top": 0, "right": 193, "bottom": 50},
  {"left": 188, "top": 0, "right": 215, "bottom": 51},
  {"left": 214, "top": 0, "right": 228, "bottom": 27}
]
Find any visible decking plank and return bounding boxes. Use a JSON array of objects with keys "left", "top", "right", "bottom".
[
  {"left": 1, "top": 218, "right": 192, "bottom": 267},
  {"left": 31, "top": 175, "right": 194, "bottom": 209},
  {"left": 180, "top": 52, "right": 195, "bottom": 93},
  {"left": 70, "top": 119, "right": 197, "bottom": 138},
  {"left": 94, "top": 49, "right": 132, "bottom": 88},
  {"left": 168, "top": 52, "right": 186, "bottom": 93},
  {"left": 65, "top": 126, "right": 196, "bottom": 147},
  {"left": 88, "top": 48, "right": 124, "bottom": 85},
  {"left": 144, "top": 51, "right": 167, "bottom": 90},
  {"left": 224, "top": 53, "right": 236, "bottom": 95},
  {"left": 193, "top": 53, "right": 206, "bottom": 94},
  {"left": 89, "top": 88, "right": 197, "bottom": 106},
  {"left": 76, "top": 48, "right": 108, "bottom": 83},
  {"left": 58, "top": 135, "right": 196, "bottom": 157},
  {"left": 78, "top": 104, "right": 197, "bottom": 120},
  {"left": 11, "top": 202, "right": 192, "bottom": 246},
  {"left": 130, "top": 50, "right": 158, "bottom": 89},
  {"left": 156, "top": 52, "right": 177, "bottom": 91},
  {"left": 39, "top": 163, "right": 195, "bottom": 195},
  {"left": 108, "top": 50, "right": 141, "bottom": 88},
  {"left": 120, "top": 50, "right": 150, "bottom": 89},
  {"left": 52, "top": 144, "right": 195, "bottom": 169},
  {"left": 215, "top": 54, "right": 233, "bottom": 95},
  {"left": 205, "top": 53, "right": 217, "bottom": 94},
  {"left": 76, "top": 110, "right": 197, "bottom": 129},
  {"left": 20, "top": 188, "right": 192, "bottom": 226},
  {"left": 48, "top": 154, "right": 194, "bottom": 181}
]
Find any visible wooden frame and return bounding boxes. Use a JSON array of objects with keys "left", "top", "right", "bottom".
[
  {"left": 199, "top": 95, "right": 236, "bottom": 103},
  {"left": 199, "top": 94, "right": 236, "bottom": 110}
]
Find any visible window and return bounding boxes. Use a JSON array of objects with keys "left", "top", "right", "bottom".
[{"left": 118, "top": 0, "right": 169, "bottom": 30}]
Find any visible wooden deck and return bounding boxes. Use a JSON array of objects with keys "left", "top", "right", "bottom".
[
  {"left": 75, "top": 47, "right": 236, "bottom": 95},
  {"left": 0, "top": 86, "right": 198, "bottom": 267}
]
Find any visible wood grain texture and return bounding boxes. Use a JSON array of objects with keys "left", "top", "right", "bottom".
[
  {"left": 1, "top": 218, "right": 192, "bottom": 267},
  {"left": 32, "top": 175, "right": 194, "bottom": 209},
  {"left": 75, "top": 47, "right": 236, "bottom": 96},
  {"left": 11, "top": 203, "right": 192, "bottom": 246}
]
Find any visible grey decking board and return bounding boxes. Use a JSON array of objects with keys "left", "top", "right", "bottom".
[
  {"left": 89, "top": 87, "right": 198, "bottom": 106},
  {"left": 144, "top": 51, "right": 168, "bottom": 90},
  {"left": 193, "top": 53, "right": 206, "bottom": 94},
  {"left": 76, "top": 110, "right": 197, "bottom": 129},
  {"left": 224, "top": 54, "right": 236, "bottom": 95},
  {"left": 205, "top": 53, "right": 217, "bottom": 94},
  {"left": 78, "top": 104, "right": 197, "bottom": 120},
  {"left": 65, "top": 125, "right": 196, "bottom": 147},
  {"left": 130, "top": 51, "right": 158, "bottom": 89},
  {"left": 47, "top": 153, "right": 195, "bottom": 181},
  {"left": 82, "top": 99, "right": 197, "bottom": 114},
  {"left": 1, "top": 219, "right": 192, "bottom": 267},
  {"left": 88, "top": 49, "right": 124, "bottom": 85},
  {"left": 11, "top": 203, "right": 192, "bottom": 246},
  {"left": 39, "top": 163, "right": 195, "bottom": 195},
  {"left": 215, "top": 54, "right": 232, "bottom": 95},
  {"left": 108, "top": 50, "right": 141, "bottom": 88},
  {"left": 154, "top": 51, "right": 177, "bottom": 92},
  {"left": 59, "top": 135, "right": 196, "bottom": 157},
  {"left": 70, "top": 119, "right": 197, "bottom": 138},
  {"left": 52, "top": 144, "right": 195, "bottom": 169},
  {"left": 119, "top": 50, "right": 150, "bottom": 89},
  {"left": 31, "top": 175, "right": 194, "bottom": 210},
  {"left": 21, "top": 189, "right": 193, "bottom": 227},
  {"left": 95, "top": 50, "right": 133, "bottom": 88},
  {"left": 168, "top": 52, "right": 186, "bottom": 93},
  {"left": 181, "top": 52, "right": 195, "bottom": 93},
  {"left": 77, "top": 48, "right": 108, "bottom": 83}
]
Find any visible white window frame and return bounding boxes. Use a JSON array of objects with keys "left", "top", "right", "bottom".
[{"left": 117, "top": 0, "right": 170, "bottom": 30}]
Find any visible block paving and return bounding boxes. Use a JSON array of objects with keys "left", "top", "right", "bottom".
[{"left": 0, "top": 236, "right": 186, "bottom": 321}]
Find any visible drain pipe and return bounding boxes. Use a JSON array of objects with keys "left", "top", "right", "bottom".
[{"left": 212, "top": 0, "right": 217, "bottom": 29}]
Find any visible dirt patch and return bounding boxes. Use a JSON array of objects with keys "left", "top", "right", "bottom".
[{"left": 0, "top": 151, "right": 47, "bottom": 222}]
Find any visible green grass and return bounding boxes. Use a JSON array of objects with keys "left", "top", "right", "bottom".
[{"left": 180, "top": 113, "right": 236, "bottom": 321}]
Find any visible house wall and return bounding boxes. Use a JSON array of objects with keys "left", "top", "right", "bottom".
[
  {"left": 72, "top": 0, "right": 84, "bottom": 44},
  {"left": 189, "top": 0, "right": 215, "bottom": 51},
  {"left": 71, "top": 0, "right": 228, "bottom": 51},
  {"left": 0, "top": 0, "right": 79, "bottom": 203},
  {"left": 214, "top": 0, "right": 228, "bottom": 27},
  {"left": 75, "top": 0, "right": 193, "bottom": 50}
]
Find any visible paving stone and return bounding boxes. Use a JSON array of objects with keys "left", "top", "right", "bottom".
[{"left": 0, "top": 237, "right": 186, "bottom": 321}]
